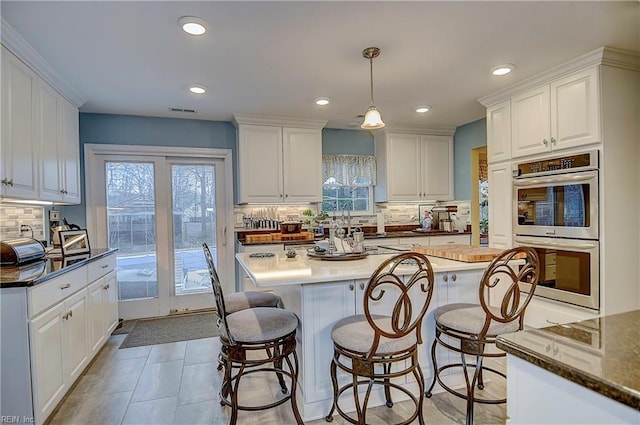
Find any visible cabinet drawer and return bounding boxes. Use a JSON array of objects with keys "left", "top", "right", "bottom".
[
  {"left": 524, "top": 298, "right": 598, "bottom": 329},
  {"left": 87, "top": 254, "right": 116, "bottom": 282},
  {"left": 29, "top": 267, "right": 87, "bottom": 318},
  {"left": 431, "top": 234, "right": 471, "bottom": 245}
]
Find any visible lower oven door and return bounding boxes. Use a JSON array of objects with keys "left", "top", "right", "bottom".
[{"left": 514, "top": 236, "right": 599, "bottom": 311}]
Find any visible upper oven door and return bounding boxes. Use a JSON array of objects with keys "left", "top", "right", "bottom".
[{"left": 513, "top": 170, "right": 598, "bottom": 240}]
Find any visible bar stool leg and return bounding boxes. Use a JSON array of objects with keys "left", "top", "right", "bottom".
[
  {"left": 425, "top": 337, "right": 439, "bottom": 398},
  {"left": 324, "top": 354, "right": 339, "bottom": 422}
]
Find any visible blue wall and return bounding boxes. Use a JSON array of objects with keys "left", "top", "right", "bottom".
[
  {"left": 322, "top": 128, "right": 374, "bottom": 155},
  {"left": 62, "top": 113, "right": 483, "bottom": 226},
  {"left": 453, "top": 118, "right": 487, "bottom": 200}
]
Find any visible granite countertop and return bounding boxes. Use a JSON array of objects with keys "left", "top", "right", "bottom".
[
  {"left": 0, "top": 248, "right": 117, "bottom": 288},
  {"left": 497, "top": 310, "right": 640, "bottom": 411}
]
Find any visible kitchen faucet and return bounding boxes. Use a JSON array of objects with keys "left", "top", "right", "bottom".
[{"left": 341, "top": 203, "right": 352, "bottom": 236}]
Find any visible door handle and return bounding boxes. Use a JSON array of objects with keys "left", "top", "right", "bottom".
[{"left": 223, "top": 227, "right": 227, "bottom": 246}]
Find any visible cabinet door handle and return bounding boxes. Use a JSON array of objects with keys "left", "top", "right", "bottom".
[
  {"left": 103, "top": 284, "right": 110, "bottom": 290},
  {"left": 553, "top": 346, "right": 559, "bottom": 355},
  {"left": 285, "top": 194, "right": 289, "bottom": 198},
  {"left": 545, "top": 344, "right": 551, "bottom": 353},
  {"left": 59, "top": 283, "right": 71, "bottom": 290},
  {"left": 451, "top": 274, "right": 457, "bottom": 282},
  {"left": 543, "top": 138, "right": 549, "bottom": 145},
  {"left": 443, "top": 275, "right": 448, "bottom": 283},
  {"left": 349, "top": 283, "right": 354, "bottom": 291},
  {"left": 101, "top": 264, "right": 109, "bottom": 269},
  {"left": 279, "top": 194, "right": 283, "bottom": 198},
  {"left": 69, "top": 310, "right": 73, "bottom": 318},
  {"left": 359, "top": 282, "right": 365, "bottom": 290},
  {"left": 551, "top": 137, "right": 556, "bottom": 145},
  {"left": 63, "top": 312, "right": 69, "bottom": 320}
]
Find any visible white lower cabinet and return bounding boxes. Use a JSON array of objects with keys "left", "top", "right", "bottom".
[
  {"left": 30, "top": 288, "right": 89, "bottom": 423},
  {"left": 87, "top": 270, "right": 118, "bottom": 355},
  {"left": 1, "top": 252, "right": 119, "bottom": 425}
]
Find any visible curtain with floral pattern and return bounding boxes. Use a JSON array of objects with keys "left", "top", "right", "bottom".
[{"left": 322, "top": 154, "right": 377, "bottom": 185}]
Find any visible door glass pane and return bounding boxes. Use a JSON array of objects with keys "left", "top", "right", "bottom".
[
  {"left": 171, "top": 164, "right": 216, "bottom": 295},
  {"left": 105, "top": 162, "right": 158, "bottom": 301}
]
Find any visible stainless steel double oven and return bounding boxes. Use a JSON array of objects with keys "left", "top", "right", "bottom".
[{"left": 512, "top": 150, "right": 599, "bottom": 310}]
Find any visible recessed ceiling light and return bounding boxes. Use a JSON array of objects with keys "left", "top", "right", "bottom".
[
  {"left": 416, "top": 106, "right": 431, "bottom": 113},
  {"left": 315, "top": 97, "right": 330, "bottom": 106},
  {"left": 179, "top": 16, "right": 208, "bottom": 36},
  {"left": 491, "top": 64, "right": 515, "bottom": 76},
  {"left": 189, "top": 84, "right": 207, "bottom": 94}
]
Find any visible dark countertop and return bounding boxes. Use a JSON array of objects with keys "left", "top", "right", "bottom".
[
  {"left": 497, "top": 310, "right": 640, "bottom": 411},
  {"left": 0, "top": 248, "right": 117, "bottom": 288}
]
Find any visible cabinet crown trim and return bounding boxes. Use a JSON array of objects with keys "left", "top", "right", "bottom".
[
  {"left": 1, "top": 18, "right": 84, "bottom": 108},
  {"left": 380, "top": 126, "right": 456, "bottom": 136},
  {"left": 478, "top": 46, "right": 640, "bottom": 107},
  {"left": 233, "top": 114, "right": 327, "bottom": 129}
]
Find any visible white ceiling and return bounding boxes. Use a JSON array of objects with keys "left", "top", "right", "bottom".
[{"left": 1, "top": 1, "right": 639, "bottom": 130}]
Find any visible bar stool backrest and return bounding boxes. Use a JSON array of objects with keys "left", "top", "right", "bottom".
[
  {"left": 478, "top": 247, "right": 540, "bottom": 336},
  {"left": 202, "top": 242, "right": 234, "bottom": 344},
  {"left": 363, "top": 252, "right": 435, "bottom": 359}
]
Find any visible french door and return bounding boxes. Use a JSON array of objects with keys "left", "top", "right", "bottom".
[{"left": 85, "top": 145, "right": 234, "bottom": 319}]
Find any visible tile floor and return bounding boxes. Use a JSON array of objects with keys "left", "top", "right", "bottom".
[{"left": 46, "top": 334, "right": 507, "bottom": 425}]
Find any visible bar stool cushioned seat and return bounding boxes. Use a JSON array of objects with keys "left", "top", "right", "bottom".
[
  {"left": 225, "top": 291, "right": 280, "bottom": 314},
  {"left": 331, "top": 314, "right": 416, "bottom": 354},
  {"left": 434, "top": 303, "right": 521, "bottom": 335},
  {"left": 224, "top": 307, "right": 298, "bottom": 343}
]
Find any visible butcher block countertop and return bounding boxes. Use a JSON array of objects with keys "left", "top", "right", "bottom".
[{"left": 412, "top": 244, "right": 524, "bottom": 262}]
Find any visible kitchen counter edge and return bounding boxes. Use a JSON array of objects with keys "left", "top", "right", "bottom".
[
  {"left": 496, "top": 312, "right": 640, "bottom": 411},
  {"left": 0, "top": 248, "right": 118, "bottom": 288}
]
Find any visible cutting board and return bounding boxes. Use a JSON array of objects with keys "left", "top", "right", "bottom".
[{"left": 412, "top": 244, "right": 523, "bottom": 263}]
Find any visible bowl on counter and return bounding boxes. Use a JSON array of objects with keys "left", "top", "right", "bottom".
[{"left": 280, "top": 221, "right": 303, "bottom": 234}]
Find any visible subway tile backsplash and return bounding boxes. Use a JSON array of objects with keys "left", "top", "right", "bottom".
[
  {"left": 234, "top": 201, "right": 471, "bottom": 231},
  {"left": 0, "top": 204, "right": 46, "bottom": 241}
]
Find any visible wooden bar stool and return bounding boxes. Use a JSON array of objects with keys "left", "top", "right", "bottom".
[
  {"left": 202, "top": 243, "right": 303, "bottom": 425},
  {"left": 325, "top": 252, "right": 435, "bottom": 425},
  {"left": 425, "top": 247, "right": 540, "bottom": 425}
]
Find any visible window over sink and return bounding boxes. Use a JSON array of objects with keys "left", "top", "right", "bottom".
[{"left": 321, "top": 154, "right": 376, "bottom": 214}]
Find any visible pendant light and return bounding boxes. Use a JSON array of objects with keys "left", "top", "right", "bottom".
[{"left": 361, "top": 47, "right": 385, "bottom": 130}]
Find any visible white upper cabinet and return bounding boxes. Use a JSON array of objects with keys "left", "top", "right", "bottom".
[
  {"left": 1, "top": 45, "right": 81, "bottom": 204},
  {"left": 375, "top": 131, "right": 453, "bottom": 202},
  {"left": 282, "top": 127, "right": 322, "bottom": 203},
  {"left": 1, "top": 46, "right": 39, "bottom": 199},
  {"left": 233, "top": 115, "right": 326, "bottom": 204},
  {"left": 511, "top": 67, "right": 600, "bottom": 159},
  {"left": 38, "top": 82, "right": 81, "bottom": 204},
  {"left": 486, "top": 100, "right": 512, "bottom": 163}
]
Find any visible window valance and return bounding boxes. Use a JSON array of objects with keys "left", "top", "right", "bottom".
[{"left": 322, "top": 154, "right": 377, "bottom": 185}]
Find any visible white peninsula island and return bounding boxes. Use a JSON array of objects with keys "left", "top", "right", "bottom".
[{"left": 235, "top": 245, "right": 500, "bottom": 421}]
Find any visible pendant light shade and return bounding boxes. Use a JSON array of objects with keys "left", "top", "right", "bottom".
[{"left": 361, "top": 47, "right": 385, "bottom": 130}]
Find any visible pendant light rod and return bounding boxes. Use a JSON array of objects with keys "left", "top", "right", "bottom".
[
  {"left": 363, "top": 47, "right": 381, "bottom": 106},
  {"left": 361, "top": 47, "right": 385, "bottom": 130}
]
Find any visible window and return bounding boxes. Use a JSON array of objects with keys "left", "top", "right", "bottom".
[{"left": 322, "top": 155, "right": 376, "bottom": 214}]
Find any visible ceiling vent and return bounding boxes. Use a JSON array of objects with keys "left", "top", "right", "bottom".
[{"left": 169, "top": 107, "right": 197, "bottom": 113}]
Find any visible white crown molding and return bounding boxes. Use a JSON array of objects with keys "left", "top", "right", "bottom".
[
  {"left": 232, "top": 114, "right": 327, "bottom": 129},
  {"left": 1, "top": 18, "right": 85, "bottom": 108},
  {"left": 477, "top": 46, "right": 640, "bottom": 107},
  {"left": 380, "top": 125, "right": 456, "bottom": 136}
]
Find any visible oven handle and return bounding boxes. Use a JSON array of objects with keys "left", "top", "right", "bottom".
[
  {"left": 514, "top": 236, "right": 597, "bottom": 250},
  {"left": 513, "top": 171, "right": 597, "bottom": 187}
]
